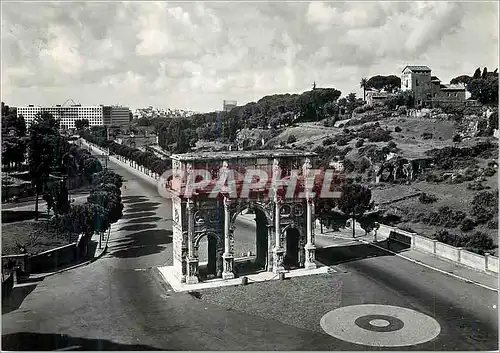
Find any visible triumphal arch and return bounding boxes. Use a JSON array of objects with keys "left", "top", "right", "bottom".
[{"left": 165, "top": 150, "right": 335, "bottom": 284}]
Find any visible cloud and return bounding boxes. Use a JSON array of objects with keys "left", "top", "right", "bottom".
[{"left": 1, "top": 2, "right": 498, "bottom": 112}]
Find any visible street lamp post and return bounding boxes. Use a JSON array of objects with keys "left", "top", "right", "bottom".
[{"left": 352, "top": 204, "right": 356, "bottom": 238}]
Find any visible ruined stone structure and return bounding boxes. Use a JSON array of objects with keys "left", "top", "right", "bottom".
[{"left": 165, "top": 150, "right": 324, "bottom": 284}]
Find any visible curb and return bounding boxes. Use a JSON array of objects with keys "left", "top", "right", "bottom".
[{"left": 81, "top": 140, "right": 159, "bottom": 187}]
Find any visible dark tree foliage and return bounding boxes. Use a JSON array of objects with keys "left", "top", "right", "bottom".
[
  {"left": 27, "top": 112, "right": 61, "bottom": 218},
  {"left": 450, "top": 75, "right": 473, "bottom": 85},
  {"left": 338, "top": 182, "right": 373, "bottom": 217},
  {"left": 82, "top": 131, "right": 171, "bottom": 175},
  {"left": 386, "top": 91, "right": 414, "bottom": 109},
  {"left": 467, "top": 76, "right": 499, "bottom": 105},
  {"left": 2, "top": 103, "right": 27, "bottom": 170},
  {"left": 471, "top": 190, "right": 498, "bottom": 224},
  {"left": 47, "top": 179, "right": 70, "bottom": 215},
  {"left": 74, "top": 119, "right": 90, "bottom": 131},
  {"left": 366, "top": 75, "right": 401, "bottom": 93}
]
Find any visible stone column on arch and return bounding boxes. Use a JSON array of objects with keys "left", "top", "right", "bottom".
[
  {"left": 304, "top": 194, "right": 317, "bottom": 269},
  {"left": 186, "top": 198, "right": 199, "bottom": 284},
  {"left": 222, "top": 196, "right": 235, "bottom": 280},
  {"left": 272, "top": 197, "right": 285, "bottom": 274}
]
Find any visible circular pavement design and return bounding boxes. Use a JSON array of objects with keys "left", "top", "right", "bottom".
[{"left": 320, "top": 304, "right": 441, "bottom": 347}]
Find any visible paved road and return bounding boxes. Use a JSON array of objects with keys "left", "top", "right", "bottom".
[{"left": 2, "top": 159, "right": 498, "bottom": 350}]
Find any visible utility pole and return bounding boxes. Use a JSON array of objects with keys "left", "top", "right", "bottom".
[{"left": 352, "top": 204, "right": 356, "bottom": 238}]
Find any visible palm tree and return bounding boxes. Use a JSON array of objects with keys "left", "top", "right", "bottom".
[{"left": 360, "top": 78, "right": 368, "bottom": 102}]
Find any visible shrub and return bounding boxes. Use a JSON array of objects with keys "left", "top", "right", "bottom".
[
  {"left": 425, "top": 172, "right": 445, "bottom": 183},
  {"left": 387, "top": 141, "right": 397, "bottom": 149},
  {"left": 434, "top": 230, "right": 466, "bottom": 247},
  {"left": 460, "top": 218, "right": 476, "bottom": 232},
  {"left": 343, "top": 159, "right": 355, "bottom": 173},
  {"left": 465, "top": 232, "right": 496, "bottom": 255},
  {"left": 323, "top": 137, "right": 334, "bottom": 146},
  {"left": 452, "top": 134, "right": 462, "bottom": 143},
  {"left": 471, "top": 191, "right": 498, "bottom": 224},
  {"left": 287, "top": 135, "right": 297, "bottom": 144},
  {"left": 353, "top": 105, "right": 374, "bottom": 114},
  {"left": 467, "top": 182, "right": 490, "bottom": 191},
  {"left": 357, "top": 157, "right": 371, "bottom": 173},
  {"left": 358, "top": 127, "right": 392, "bottom": 142},
  {"left": 336, "top": 138, "right": 350, "bottom": 146},
  {"left": 355, "top": 139, "right": 364, "bottom": 148},
  {"left": 421, "top": 132, "right": 433, "bottom": 140},
  {"left": 427, "top": 206, "right": 466, "bottom": 228},
  {"left": 419, "top": 192, "right": 438, "bottom": 204},
  {"left": 394, "top": 126, "right": 402, "bottom": 132},
  {"left": 483, "top": 167, "right": 497, "bottom": 177}
]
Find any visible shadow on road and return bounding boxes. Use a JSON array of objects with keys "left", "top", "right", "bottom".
[
  {"left": 1, "top": 332, "right": 161, "bottom": 350},
  {"left": 121, "top": 195, "right": 150, "bottom": 204},
  {"left": 126, "top": 216, "right": 163, "bottom": 224},
  {"left": 316, "top": 240, "right": 409, "bottom": 266},
  {"left": 2, "top": 283, "right": 38, "bottom": 315},
  {"left": 118, "top": 223, "right": 157, "bottom": 232},
  {"left": 126, "top": 201, "right": 160, "bottom": 209},
  {"left": 2, "top": 211, "right": 49, "bottom": 224},
  {"left": 126, "top": 205, "right": 159, "bottom": 213},
  {"left": 108, "top": 229, "right": 173, "bottom": 259},
  {"left": 121, "top": 211, "right": 156, "bottom": 220}
]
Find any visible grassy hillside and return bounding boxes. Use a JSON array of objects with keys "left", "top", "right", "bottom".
[{"left": 272, "top": 105, "right": 498, "bottom": 252}]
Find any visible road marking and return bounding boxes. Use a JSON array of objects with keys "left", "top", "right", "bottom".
[
  {"left": 351, "top": 238, "right": 499, "bottom": 292},
  {"left": 55, "top": 346, "right": 82, "bottom": 351},
  {"left": 320, "top": 304, "right": 441, "bottom": 347}
]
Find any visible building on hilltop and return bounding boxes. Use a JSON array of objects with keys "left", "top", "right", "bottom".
[
  {"left": 16, "top": 104, "right": 132, "bottom": 130},
  {"left": 365, "top": 89, "right": 393, "bottom": 106},
  {"left": 400, "top": 66, "right": 466, "bottom": 107},
  {"left": 223, "top": 100, "right": 237, "bottom": 112}
]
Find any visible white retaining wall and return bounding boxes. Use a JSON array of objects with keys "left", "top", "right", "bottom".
[
  {"left": 383, "top": 224, "right": 499, "bottom": 274},
  {"left": 413, "top": 236, "right": 435, "bottom": 253},
  {"left": 377, "top": 222, "right": 498, "bottom": 274},
  {"left": 487, "top": 255, "right": 499, "bottom": 273},
  {"left": 80, "top": 139, "right": 160, "bottom": 187},
  {"left": 435, "top": 242, "right": 460, "bottom": 262},
  {"left": 460, "top": 250, "right": 485, "bottom": 270}
]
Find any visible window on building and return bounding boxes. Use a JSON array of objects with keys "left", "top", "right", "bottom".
[
  {"left": 416, "top": 79, "right": 419, "bottom": 86},
  {"left": 455, "top": 93, "right": 458, "bottom": 97},
  {"left": 448, "top": 93, "right": 451, "bottom": 97}
]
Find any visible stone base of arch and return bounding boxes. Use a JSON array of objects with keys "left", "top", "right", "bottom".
[
  {"left": 186, "top": 257, "right": 199, "bottom": 284},
  {"left": 222, "top": 253, "right": 235, "bottom": 279}
]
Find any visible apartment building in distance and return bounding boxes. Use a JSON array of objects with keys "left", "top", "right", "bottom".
[
  {"left": 223, "top": 100, "right": 237, "bottom": 112},
  {"left": 16, "top": 104, "right": 131, "bottom": 130}
]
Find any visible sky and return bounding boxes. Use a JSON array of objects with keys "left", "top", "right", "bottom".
[{"left": 1, "top": 1, "right": 499, "bottom": 113}]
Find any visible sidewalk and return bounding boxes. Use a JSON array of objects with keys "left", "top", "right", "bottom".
[
  {"left": 239, "top": 214, "right": 498, "bottom": 291},
  {"left": 318, "top": 228, "right": 498, "bottom": 291}
]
